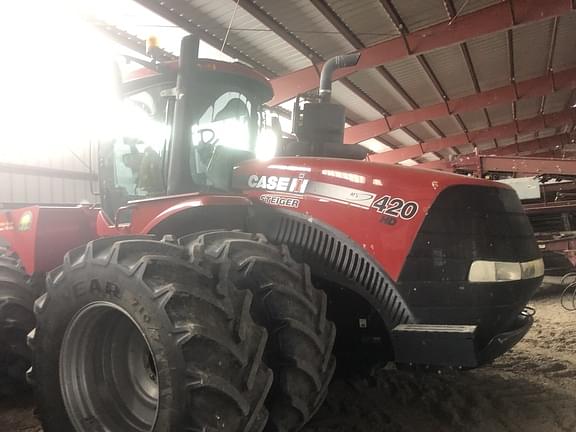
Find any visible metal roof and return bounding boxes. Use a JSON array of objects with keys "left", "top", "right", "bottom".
[{"left": 85, "top": 0, "right": 576, "bottom": 164}]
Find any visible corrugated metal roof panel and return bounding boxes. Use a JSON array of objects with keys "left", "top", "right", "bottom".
[
  {"left": 486, "top": 103, "right": 513, "bottom": 125},
  {"left": 332, "top": 81, "right": 382, "bottom": 122},
  {"left": 255, "top": 0, "right": 354, "bottom": 59},
  {"left": 418, "top": 153, "right": 441, "bottom": 162},
  {"left": 513, "top": 19, "right": 555, "bottom": 81},
  {"left": 476, "top": 140, "right": 496, "bottom": 152},
  {"left": 516, "top": 96, "right": 542, "bottom": 120},
  {"left": 360, "top": 138, "right": 391, "bottom": 153},
  {"left": 437, "top": 148, "right": 455, "bottom": 159},
  {"left": 459, "top": 110, "right": 489, "bottom": 131},
  {"left": 497, "top": 137, "right": 515, "bottom": 148},
  {"left": 544, "top": 88, "right": 573, "bottom": 113},
  {"left": 467, "top": 31, "right": 510, "bottom": 91},
  {"left": 347, "top": 69, "right": 412, "bottom": 113},
  {"left": 423, "top": 44, "right": 475, "bottom": 99},
  {"left": 452, "top": 0, "right": 501, "bottom": 16},
  {"left": 390, "top": 0, "right": 448, "bottom": 32},
  {"left": 186, "top": 0, "right": 310, "bottom": 74},
  {"left": 325, "top": 0, "right": 400, "bottom": 46},
  {"left": 406, "top": 122, "right": 437, "bottom": 142},
  {"left": 432, "top": 116, "right": 463, "bottom": 136},
  {"left": 458, "top": 144, "right": 475, "bottom": 154},
  {"left": 536, "top": 128, "right": 560, "bottom": 139},
  {"left": 384, "top": 56, "right": 443, "bottom": 107},
  {"left": 552, "top": 13, "right": 576, "bottom": 71},
  {"left": 387, "top": 129, "right": 420, "bottom": 147},
  {"left": 517, "top": 131, "right": 537, "bottom": 142}
]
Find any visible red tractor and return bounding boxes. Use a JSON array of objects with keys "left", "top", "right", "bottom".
[{"left": 0, "top": 36, "right": 543, "bottom": 431}]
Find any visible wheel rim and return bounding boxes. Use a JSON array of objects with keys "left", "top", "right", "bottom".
[{"left": 60, "top": 301, "right": 159, "bottom": 432}]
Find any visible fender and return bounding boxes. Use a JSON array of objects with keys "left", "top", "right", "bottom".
[
  {"left": 96, "top": 194, "right": 253, "bottom": 238},
  {"left": 246, "top": 205, "right": 415, "bottom": 330},
  {"left": 0, "top": 206, "right": 98, "bottom": 275}
]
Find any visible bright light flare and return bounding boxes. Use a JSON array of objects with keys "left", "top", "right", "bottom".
[
  {"left": 256, "top": 127, "right": 278, "bottom": 160},
  {"left": 0, "top": 2, "right": 119, "bottom": 165}
]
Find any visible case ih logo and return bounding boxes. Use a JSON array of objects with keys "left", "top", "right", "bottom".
[{"left": 248, "top": 175, "right": 309, "bottom": 194}]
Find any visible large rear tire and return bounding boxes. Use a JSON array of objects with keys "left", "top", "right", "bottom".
[
  {"left": 0, "top": 248, "right": 35, "bottom": 395},
  {"left": 29, "top": 236, "right": 273, "bottom": 432},
  {"left": 185, "top": 231, "right": 336, "bottom": 432}
]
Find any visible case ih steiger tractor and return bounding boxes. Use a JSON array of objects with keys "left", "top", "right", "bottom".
[{"left": 0, "top": 35, "right": 543, "bottom": 431}]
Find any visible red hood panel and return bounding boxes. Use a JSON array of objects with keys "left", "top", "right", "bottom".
[{"left": 233, "top": 157, "right": 511, "bottom": 281}]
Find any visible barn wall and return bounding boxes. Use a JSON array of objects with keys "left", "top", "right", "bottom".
[{"left": 0, "top": 145, "right": 98, "bottom": 208}]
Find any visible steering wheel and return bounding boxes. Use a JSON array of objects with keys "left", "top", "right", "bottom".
[{"left": 196, "top": 128, "right": 219, "bottom": 166}]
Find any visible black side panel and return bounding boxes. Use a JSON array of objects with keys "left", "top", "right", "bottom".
[{"left": 247, "top": 206, "right": 414, "bottom": 329}]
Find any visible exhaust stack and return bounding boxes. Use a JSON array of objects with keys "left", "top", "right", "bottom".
[
  {"left": 167, "top": 35, "right": 200, "bottom": 195},
  {"left": 319, "top": 53, "right": 361, "bottom": 103}
]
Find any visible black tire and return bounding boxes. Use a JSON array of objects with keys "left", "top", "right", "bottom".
[
  {"left": 184, "top": 231, "right": 336, "bottom": 432},
  {"left": 0, "top": 248, "right": 36, "bottom": 395},
  {"left": 29, "top": 236, "right": 273, "bottom": 432}
]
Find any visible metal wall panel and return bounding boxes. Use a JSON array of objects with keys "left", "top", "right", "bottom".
[
  {"left": 0, "top": 171, "right": 94, "bottom": 207},
  {"left": 0, "top": 143, "right": 96, "bottom": 206}
]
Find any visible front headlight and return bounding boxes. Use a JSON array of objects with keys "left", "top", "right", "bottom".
[{"left": 468, "top": 258, "right": 544, "bottom": 283}]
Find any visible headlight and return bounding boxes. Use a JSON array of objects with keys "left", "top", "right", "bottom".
[{"left": 468, "top": 258, "right": 544, "bottom": 282}]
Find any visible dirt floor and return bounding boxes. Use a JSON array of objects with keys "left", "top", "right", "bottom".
[{"left": 2, "top": 291, "right": 576, "bottom": 432}]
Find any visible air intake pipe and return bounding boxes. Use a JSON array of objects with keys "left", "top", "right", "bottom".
[{"left": 319, "top": 52, "right": 361, "bottom": 103}]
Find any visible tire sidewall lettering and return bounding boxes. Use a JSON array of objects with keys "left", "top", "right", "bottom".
[{"left": 38, "top": 266, "right": 184, "bottom": 431}]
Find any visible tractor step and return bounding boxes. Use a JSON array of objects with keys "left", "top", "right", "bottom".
[{"left": 392, "top": 324, "right": 478, "bottom": 368}]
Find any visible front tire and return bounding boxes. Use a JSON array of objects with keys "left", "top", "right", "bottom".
[
  {"left": 30, "top": 236, "right": 273, "bottom": 432},
  {"left": 0, "top": 248, "right": 36, "bottom": 395},
  {"left": 185, "top": 231, "right": 336, "bottom": 432}
]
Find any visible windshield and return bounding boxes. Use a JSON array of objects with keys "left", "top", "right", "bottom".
[
  {"left": 190, "top": 85, "right": 257, "bottom": 180},
  {"left": 100, "top": 68, "right": 274, "bottom": 219}
]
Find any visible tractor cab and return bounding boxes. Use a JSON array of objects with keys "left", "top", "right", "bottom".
[{"left": 99, "top": 39, "right": 274, "bottom": 219}]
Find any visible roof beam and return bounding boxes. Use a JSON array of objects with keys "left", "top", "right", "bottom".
[
  {"left": 344, "top": 67, "right": 576, "bottom": 143},
  {"left": 308, "top": 0, "right": 423, "bottom": 150},
  {"left": 376, "top": 0, "right": 447, "bottom": 153},
  {"left": 490, "top": 134, "right": 570, "bottom": 156},
  {"left": 540, "top": 17, "right": 560, "bottom": 116},
  {"left": 132, "top": 0, "right": 390, "bottom": 145},
  {"left": 458, "top": 41, "right": 497, "bottom": 148},
  {"left": 418, "top": 134, "right": 571, "bottom": 170},
  {"left": 269, "top": 0, "right": 573, "bottom": 105},
  {"left": 235, "top": 0, "right": 388, "bottom": 113},
  {"left": 235, "top": 0, "right": 413, "bottom": 150},
  {"left": 459, "top": 155, "right": 576, "bottom": 176},
  {"left": 369, "top": 109, "right": 576, "bottom": 163},
  {"left": 313, "top": 0, "right": 442, "bottom": 159}
]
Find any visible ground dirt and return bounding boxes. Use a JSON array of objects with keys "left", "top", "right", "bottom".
[{"left": 2, "top": 293, "right": 576, "bottom": 432}]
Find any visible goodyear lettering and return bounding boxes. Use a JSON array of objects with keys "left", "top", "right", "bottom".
[{"left": 248, "top": 175, "right": 309, "bottom": 194}]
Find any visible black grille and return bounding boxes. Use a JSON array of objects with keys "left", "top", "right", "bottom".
[
  {"left": 400, "top": 185, "right": 540, "bottom": 282},
  {"left": 396, "top": 185, "right": 542, "bottom": 344}
]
